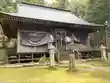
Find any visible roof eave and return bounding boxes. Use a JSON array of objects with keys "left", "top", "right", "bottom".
[{"left": 0, "top": 11, "right": 105, "bottom": 28}]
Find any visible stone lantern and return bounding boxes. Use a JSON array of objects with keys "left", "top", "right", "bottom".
[
  {"left": 48, "top": 35, "right": 56, "bottom": 66},
  {"left": 0, "top": 24, "right": 8, "bottom": 64}
]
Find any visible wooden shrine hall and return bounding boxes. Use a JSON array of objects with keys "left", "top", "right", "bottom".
[{"left": 0, "top": 2, "right": 104, "bottom": 64}]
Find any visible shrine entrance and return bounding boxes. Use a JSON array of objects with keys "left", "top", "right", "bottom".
[{"left": 0, "top": 2, "right": 104, "bottom": 64}]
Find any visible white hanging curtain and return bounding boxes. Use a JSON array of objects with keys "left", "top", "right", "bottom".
[
  {"left": 20, "top": 30, "right": 53, "bottom": 46},
  {"left": 17, "top": 29, "right": 54, "bottom": 53}
]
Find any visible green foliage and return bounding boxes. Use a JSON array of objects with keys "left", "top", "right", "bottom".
[
  {"left": 0, "top": 0, "right": 7, "bottom": 7},
  {"left": 5, "top": 0, "right": 15, "bottom": 4},
  {"left": 17, "top": 0, "right": 89, "bottom": 18},
  {"left": 5, "top": 38, "right": 16, "bottom": 48},
  {"left": 68, "top": 0, "right": 89, "bottom": 18},
  {"left": 2, "top": 5, "right": 16, "bottom": 13},
  {"left": 48, "top": 66, "right": 57, "bottom": 70},
  {"left": 23, "top": 0, "right": 68, "bottom": 10},
  {"left": 85, "top": 0, "right": 110, "bottom": 24},
  {"left": 0, "top": 0, "right": 17, "bottom": 13},
  {"left": 39, "top": 56, "right": 50, "bottom": 63},
  {"left": 51, "top": 0, "right": 67, "bottom": 9},
  {"left": 84, "top": 0, "right": 110, "bottom": 47},
  {"left": 23, "top": 0, "right": 44, "bottom": 5}
]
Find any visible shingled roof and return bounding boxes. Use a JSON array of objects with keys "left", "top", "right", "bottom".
[{"left": 0, "top": 2, "right": 104, "bottom": 28}]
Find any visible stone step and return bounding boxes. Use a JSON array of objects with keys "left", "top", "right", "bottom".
[
  {"left": 60, "top": 57, "right": 69, "bottom": 59},
  {"left": 59, "top": 58, "right": 69, "bottom": 60},
  {"left": 60, "top": 55, "right": 68, "bottom": 57},
  {"left": 59, "top": 54, "right": 69, "bottom": 60},
  {"left": 60, "top": 56, "right": 69, "bottom": 59}
]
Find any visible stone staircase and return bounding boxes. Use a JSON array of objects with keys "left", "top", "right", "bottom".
[
  {"left": 59, "top": 50, "right": 69, "bottom": 60},
  {"left": 57, "top": 46, "right": 69, "bottom": 61}
]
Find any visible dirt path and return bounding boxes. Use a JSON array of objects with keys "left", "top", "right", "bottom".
[
  {"left": 59, "top": 60, "right": 110, "bottom": 72},
  {"left": 77, "top": 63, "right": 110, "bottom": 72}
]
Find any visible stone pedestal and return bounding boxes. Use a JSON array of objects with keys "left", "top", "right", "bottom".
[
  {"left": 68, "top": 53, "right": 75, "bottom": 71},
  {"left": 48, "top": 43, "right": 56, "bottom": 66},
  {"left": 49, "top": 49, "right": 55, "bottom": 66}
]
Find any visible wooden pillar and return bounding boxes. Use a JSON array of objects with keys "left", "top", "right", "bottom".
[
  {"left": 64, "top": 31, "right": 67, "bottom": 50},
  {"left": 5, "top": 53, "right": 8, "bottom": 64},
  {"left": 18, "top": 54, "right": 20, "bottom": 63},
  {"left": 32, "top": 53, "right": 34, "bottom": 62},
  {"left": 105, "top": 26, "right": 108, "bottom": 58},
  {"left": 43, "top": 53, "right": 46, "bottom": 57},
  {"left": 55, "top": 40, "right": 58, "bottom": 50},
  {"left": 55, "top": 40, "right": 60, "bottom": 63},
  {"left": 87, "top": 35, "right": 91, "bottom": 48},
  {"left": 17, "top": 28, "right": 20, "bottom": 55},
  {"left": 60, "top": 34, "right": 63, "bottom": 47},
  {"left": 56, "top": 51, "right": 60, "bottom": 63}
]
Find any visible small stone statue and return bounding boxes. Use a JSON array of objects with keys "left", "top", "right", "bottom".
[{"left": 100, "top": 44, "right": 107, "bottom": 61}]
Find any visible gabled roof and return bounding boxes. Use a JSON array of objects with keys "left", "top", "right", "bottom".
[{"left": 0, "top": 2, "right": 104, "bottom": 28}]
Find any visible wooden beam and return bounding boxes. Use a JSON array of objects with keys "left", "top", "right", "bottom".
[
  {"left": 18, "top": 54, "right": 20, "bottom": 63},
  {"left": 105, "top": 26, "right": 108, "bottom": 57},
  {"left": 5, "top": 54, "right": 8, "bottom": 64}
]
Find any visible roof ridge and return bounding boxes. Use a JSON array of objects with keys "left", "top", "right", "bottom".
[{"left": 21, "top": 2, "right": 70, "bottom": 12}]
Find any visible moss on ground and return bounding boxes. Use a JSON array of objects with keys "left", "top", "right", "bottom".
[
  {"left": 84, "top": 59, "right": 110, "bottom": 67},
  {"left": 0, "top": 65, "right": 110, "bottom": 83}
]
